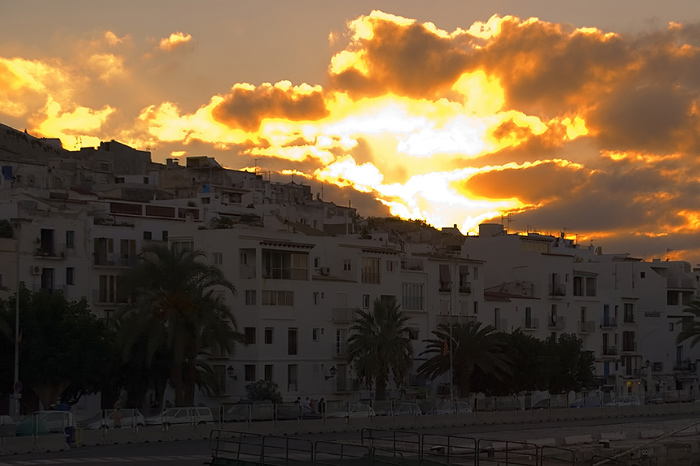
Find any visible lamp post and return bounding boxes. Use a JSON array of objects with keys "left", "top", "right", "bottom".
[
  {"left": 12, "top": 220, "right": 22, "bottom": 420},
  {"left": 226, "top": 365, "right": 237, "bottom": 380}
]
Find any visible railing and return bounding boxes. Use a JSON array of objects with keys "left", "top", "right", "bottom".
[
  {"left": 621, "top": 342, "right": 638, "bottom": 352},
  {"left": 578, "top": 320, "right": 596, "bottom": 333},
  {"left": 601, "top": 345, "right": 618, "bottom": 356},
  {"left": 361, "top": 272, "right": 380, "bottom": 284},
  {"left": 550, "top": 285, "right": 566, "bottom": 296},
  {"left": 667, "top": 277, "right": 695, "bottom": 289},
  {"left": 548, "top": 316, "right": 566, "bottom": 329},
  {"left": 523, "top": 317, "right": 539, "bottom": 329},
  {"left": 600, "top": 316, "right": 617, "bottom": 328}
]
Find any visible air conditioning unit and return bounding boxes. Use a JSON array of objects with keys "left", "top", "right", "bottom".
[
  {"left": 319, "top": 267, "right": 330, "bottom": 275},
  {"left": 30, "top": 265, "right": 41, "bottom": 275}
]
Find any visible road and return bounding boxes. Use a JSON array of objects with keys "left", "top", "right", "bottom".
[{"left": 2, "top": 413, "right": 700, "bottom": 465}]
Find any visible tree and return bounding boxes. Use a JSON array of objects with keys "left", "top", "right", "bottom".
[
  {"left": 0, "top": 286, "right": 116, "bottom": 409},
  {"left": 418, "top": 321, "right": 513, "bottom": 397},
  {"left": 246, "top": 380, "right": 283, "bottom": 403},
  {"left": 118, "top": 244, "right": 244, "bottom": 406},
  {"left": 472, "top": 330, "right": 549, "bottom": 396},
  {"left": 676, "top": 299, "right": 700, "bottom": 347},
  {"left": 545, "top": 333, "right": 596, "bottom": 393},
  {"left": 346, "top": 297, "right": 413, "bottom": 400}
]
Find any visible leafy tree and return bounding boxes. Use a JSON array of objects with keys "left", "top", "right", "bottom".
[
  {"left": 471, "top": 330, "right": 549, "bottom": 395},
  {"left": 418, "top": 321, "right": 513, "bottom": 397},
  {"left": 118, "top": 244, "right": 244, "bottom": 406},
  {"left": 347, "top": 297, "right": 413, "bottom": 400},
  {"left": 246, "top": 380, "right": 283, "bottom": 403},
  {"left": 0, "top": 286, "right": 116, "bottom": 409},
  {"left": 545, "top": 333, "right": 595, "bottom": 393},
  {"left": 677, "top": 299, "right": 700, "bottom": 347}
]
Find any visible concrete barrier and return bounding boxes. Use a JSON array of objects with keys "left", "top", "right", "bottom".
[
  {"left": 165, "top": 424, "right": 196, "bottom": 441},
  {"left": 138, "top": 425, "right": 168, "bottom": 443},
  {"left": 104, "top": 427, "right": 139, "bottom": 445},
  {"left": 35, "top": 433, "right": 69, "bottom": 452},
  {"left": 640, "top": 429, "right": 664, "bottom": 439},
  {"left": 600, "top": 432, "right": 627, "bottom": 441},
  {"left": 76, "top": 428, "right": 106, "bottom": 446},
  {"left": 564, "top": 434, "right": 594, "bottom": 446},
  {"left": 2, "top": 435, "right": 37, "bottom": 454}
]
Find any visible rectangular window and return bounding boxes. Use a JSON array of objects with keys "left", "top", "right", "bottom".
[
  {"left": 264, "top": 364, "right": 274, "bottom": 382},
  {"left": 439, "top": 264, "right": 451, "bottom": 292},
  {"left": 98, "top": 274, "right": 116, "bottom": 303},
  {"left": 312, "top": 328, "right": 320, "bottom": 341},
  {"left": 245, "top": 290, "right": 256, "bottom": 305},
  {"left": 622, "top": 331, "right": 636, "bottom": 352},
  {"left": 261, "top": 290, "right": 294, "bottom": 306},
  {"left": 386, "top": 260, "right": 394, "bottom": 272},
  {"left": 473, "top": 301, "right": 479, "bottom": 315},
  {"left": 343, "top": 259, "right": 352, "bottom": 271},
  {"left": 402, "top": 283, "right": 424, "bottom": 310},
  {"left": 143, "top": 231, "right": 152, "bottom": 240},
  {"left": 244, "top": 327, "right": 256, "bottom": 344},
  {"left": 585, "top": 277, "right": 596, "bottom": 296},
  {"left": 573, "top": 276, "right": 583, "bottom": 296},
  {"left": 262, "top": 249, "right": 308, "bottom": 280},
  {"left": 66, "top": 267, "right": 74, "bottom": 285},
  {"left": 162, "top": 230, "right": 168, "bottom": 241},
  {"left": 458, "top": 266, "right": 470, "bottom": 292},
  {"left": 288, "top": 328, "right": 298, "bottom": 355},
  {"left": 65, "top": 230, "right": 75, "bottom": 249},
  {"left": 336, "top": 329, "right": 348, "bottom": 356},
  {"left": 525, "top": 307, "right": 532, "bottom": 327},
  {"left": 244, "top": 364, "right": 256, "bottom": 382},
  {"left": 624, "top": 303, "right": 634, "bottom": 323},
  {"left": 362, "top": 294, "right": 370, "bottom": 309},
  {"left": 212, "top": 252, "right": 223, "bottom": 265},
  {"left": 313, "top": 292, "right": 320, "bottom": 305},
  {"left": 264, "top": 327, "right": 274, "bottom": 344},
  {"left": 361, "top": 257, "right": 380, "bottom": 284},
  {"left": 287, "top": 364, "right": 298, "bottom": 391},
  {"left": 213, "top": 365, "right": 227, "bottom": 393},
  {"left": 473, "top": 267, "right": 479, "bottom": 280},
  {"left": 407, "top": 327, "right": 419, "bottom": 340}
]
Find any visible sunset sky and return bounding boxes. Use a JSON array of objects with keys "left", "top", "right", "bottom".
[{"left": 3, "top": 1, "right": 700, "bottom": 264}]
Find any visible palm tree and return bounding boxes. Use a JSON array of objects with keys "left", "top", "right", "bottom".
[
  {"left": 417, "top": 321, "right": 513, "bottom": 397},
  {"left": 676, "top": 299, "right": 700, "bottom": 347},
  {"left": 118, "top": 244, "right": 243, "bottom": 406},
  {"left": 346, "top": 297, "right": 413, "bottom": 400}
]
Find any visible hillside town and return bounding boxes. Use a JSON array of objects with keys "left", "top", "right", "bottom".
[{"left": 0, "top": 122, "right": 698, "bottom": 415}]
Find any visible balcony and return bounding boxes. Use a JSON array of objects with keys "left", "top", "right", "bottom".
[
  {"left": 667, "top": 277, "right": 695, "bottom": 289},
  {"left": 459, "top": 283, "right": 471, "bottom": 294},
  {"left": 621, "top": 342, "right": 638, "bottom": 353},
  {"left": 674, "top": 361, "right": 696, "bottom": 373},
  {"left": 94, "top": 252, "right": 118, "bottom": 266},
  {"left": 600, "top": 317, "right": 617, "bottom": 328},
  {"left": 239, "top": 265, "right": 256, "bottom": 279},
  {"left": 523, "top": 317, "right": 540, "bottom": 330},
  {"left": 600, "top": 345, "right": 618, "bottom": 357},
  {"left": 548, "top": 316, "right": 566, "bottom": 330},
  {"left": 578, "top": 320, "right": 596, "bottom": 333},
  {"left": 332, "top": 307, "right": 359, "bottom": 323},
  {"left": 549, "top": 285, "right": 566, "bottom": 297},
  {"left": 34, "top": 243, "right": 67, "bottom": 259},
  {"left": 332, "top": 343, "right": 348, "bottom": 360}
]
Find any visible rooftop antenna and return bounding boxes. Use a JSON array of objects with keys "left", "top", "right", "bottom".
[
  {"left": 666, "top": 248, "right": 674, "bottom": 261},
  {"left": 501, "top": 213, "right": 512, "bottom": 232}
]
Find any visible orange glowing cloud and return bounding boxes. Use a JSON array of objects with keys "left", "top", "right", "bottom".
[{"left": 159, "top": 32, "right": 192, "bottom": 51}]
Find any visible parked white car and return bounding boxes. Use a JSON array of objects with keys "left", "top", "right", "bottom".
[
  {"left": 144, "top": 407, "right": 213, "bottom": 426},
  {"left": 433, "top": 401, "right": 472, "bottom": 415},
  {"left": 17, "top": 411, "right": 73, "bottom": 436},
  {"left": 326, "top": 402, "right": 375, "bottom": 419},
  {"left": 80, "top": 409, "right": 145, "bottom": 429}
]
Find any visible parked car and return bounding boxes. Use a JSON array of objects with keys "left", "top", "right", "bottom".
[
  {"left": 79, "top": 410, "right": 145, "bottom": 429},
  {"left": 223, "top": 402, "right": 274, "bottom": 422},
  {"left": 529, "top": 397, "right": 568, "bottom": 410},
  {"left": 649, "top": 391, "right": 692, "bottom": 404},
  {"left": 275, "top": 403, "right": 321, "bottom": 420},
  {"left": 326, "top": 402, "right": 375, "bottom": 419},
  {"left": 604, "top": 396, "right": 641, "bottom": 407},
  {"left": 144, "top": 407, "right": 213, "bottom": 426},
  {"left": 570, "top": 397, "right": 603, "bottom": 408},
  {"left": 433, "top": 401, "right": 472, "bottom": 415},
  {"left": 0, "top": 415, "right": 17, "bottom": 436},
  {"left": 16, "top": 411, "right": 73, "bottom": 436},
  {"left": 375, "top": 403, "right": 422, "bottom": 416}
]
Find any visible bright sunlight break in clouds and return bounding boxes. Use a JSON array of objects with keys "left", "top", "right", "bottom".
[{"left": 2, "top": 1, "right": 700, "bottom": 263}]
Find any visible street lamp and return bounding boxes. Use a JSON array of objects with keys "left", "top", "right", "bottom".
[
  {"left": 226, "top": 365, "right": 237, "bottom": 380},
  {"left": 325, "top": 366, "right": 337, "bottom": 380}
]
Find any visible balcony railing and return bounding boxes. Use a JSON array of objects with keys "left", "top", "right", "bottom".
[
  {"left": 578, "top": 320, "right": 596, "bottom": 333},
  {"left": 548, "top": 316, "right": 566, "bottom": 330},
  {"left": 667, "top": 277, "right": 695, "bottom": 289},
  {"left": 332, "top": 307, "right": 359, "bottom": 323},
  {"left": 361, "top": 272, "right": 380, "bottom": 284},
  {"left": 459, "top": 283, "right": 471, "bottom": 294},
  {"left": 523, "top": 317, "right": 540, "bottom": 330},
  {"left": 674, "top": 361, "right": 696, "bottom": 372},
  {"left": 621, "top": 342, "right": 638, "bottom": 353},
  {"left": 600, "top": 317, "right": 617, "bottom": 328},
  {"left": 549, "top": 285, "right": 566, "bottom": 297},
  {"left": 600, "top": 345, "right": 618, "bottom": 356}
]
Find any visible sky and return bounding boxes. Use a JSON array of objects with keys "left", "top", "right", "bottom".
[{"left": 2, "top": 1, "right": 700, "bottom": 264}]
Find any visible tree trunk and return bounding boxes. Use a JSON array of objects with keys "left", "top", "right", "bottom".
[{"left": 171, "top": 362, "right": 185, "bottom": 406}]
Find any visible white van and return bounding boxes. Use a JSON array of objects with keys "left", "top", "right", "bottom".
[{"left": 144, "top": 406, "right": 213, "bottom": 426}]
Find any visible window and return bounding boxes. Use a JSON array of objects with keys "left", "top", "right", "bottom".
[
  {"left": 213, "top": 365, "right": 227, "bottom": 392},
  {"left": 362, "top": 294, "right": 370, "bottom": 309},
  {"left": 312, "top": 328, "right": 320, "bottom": 341},
  {"left": 343, "top": 259, "right": 351, "bottom": 271},
  {"left": 361, "top": 257, "right": 380, "bottom": 284},
  {"left": 550, "top": 304, "right": 558, "bottom": 325},
  {"left": 573, "top": 276, "right": 583, "bottom": 296},
  {"left": 244, "top": 365, "right": 256, "bottom": 382},
  {"left": 66, "top": 267, "right": 74, "bottom": 285},
  {"left": 623, "top": 303, "right": 634, "bottom": 323},
  {"left": 641, "top": 272, "right": 646, "bottom": 278},
  {"left": 336, "top": 329, "right": 348, "bottom": 356},
  {"left": 473, "top": 301, "right": 479, "bottom": 315},
  {"left": 244, "top": 327, "right": 256, "bottom": 344},
  {"left": 98, "top": 274, "right": 116, "bottom": 303},
  {"left": 288, "top": 328, "right": 298, "bottom": 355},
  {"left": 264, "top": 364, "right": 274, "bottom": 382},
  {"left": 386, "top": 260, "right": 394, "bottom": 272},
  {"left": 439, "top": 264, "right": 451, "bottom": 291},
  {"left": 585, "top": 277, "right": 596, "bottom": 296},
  {"left": 473, "top": 267, "right": 479, "bottom": 280},
  {"left": 314, "top": 257, "right": 320, "bottom": 268},
  {"left": 240, "top": 251, "right": 249, "bottom": 265},
  {"left": 143, "top": 231, "right": 152, "bottom": 240},
  {"left": 264, "top": 327, "right": 274, "bottom": 344},
  {"left": 525, "top": 307, "right": 532, "bottom": 327},
  {"left": 669, "top": 323, "right": 674, "bottom": 331},
  {"left": 402, "top": 283, "right": 424, "bottom": 310},
  {"left": 458, "top": 266, "right": 470, "bottom": 292},
  {"left": 212, "top": 252, "right": 223, "bottom": 265},
  {"left": 65, "top": 230, "right": 75, "bottom": 249},
  {"left": 313, "top": 292, "right": 320, "bottom": 305},
  {"left": 622, "top": 331, "right": 636, "bottom": 352},
  {"left": 245, "top": 290, "right": 256, "bottom": 305},
  {"left": 287, "top": 364, "right": 298, "bottom": 391},
  {"left": 162, "top": 230, "right": 168, "bottom": 241},
  {"left": 262, "top": 290, "right": 294, "bottom": 306},
  {"left": 262, "top": 249, "right": 308, "bottom": 280},
  {"left": 406, "top": 328, "right": 419, "bottom": 340}
]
